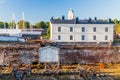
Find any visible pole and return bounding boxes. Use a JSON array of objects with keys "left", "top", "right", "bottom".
[
  {"left": 22, "top": 12, "right": 25, "bottom": 29},
  {"left": 12, "top": 13, "right": 15, "bottom": 29}
]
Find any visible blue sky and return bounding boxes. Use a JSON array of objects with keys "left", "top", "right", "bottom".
[{"left": 0, "top": 0, "right": 120, "bottom": 24}]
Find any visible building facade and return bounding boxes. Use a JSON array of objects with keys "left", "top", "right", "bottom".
[{"left": 50, "top": 9, "right": 114, "bottom": 43}]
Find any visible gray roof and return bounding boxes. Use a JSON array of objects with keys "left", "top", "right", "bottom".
[{"left": 50, "top": 19, "right": 114, "bottom": 24}]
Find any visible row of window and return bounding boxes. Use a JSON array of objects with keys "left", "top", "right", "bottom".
[
  {"left": 58, "top": 35, "right": 108, "bottom": 40},
  {"left": 58, "top": 27, "right": 108, "bottom": 32}
]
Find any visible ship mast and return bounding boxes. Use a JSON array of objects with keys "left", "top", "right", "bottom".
[
  {"left": 22, "top": 12, "right": 25, "bottom": 29},
  {"left": 12, "top": 12, "right": 15, "bottom": 29}
]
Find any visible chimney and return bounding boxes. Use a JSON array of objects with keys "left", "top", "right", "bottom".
[
  {"left": 94, "top": 17, "right": 97, "bottom": 21},
  {"left": 62, "top": 16, "right": 65, "bottom": 20},
  {"left": 75, "top": 17, "right": 79, "bottom": 23},
  {"left": 88, "top": 17, "right": 92, "bottom": 22},
  {"left": 51, "top": 17, "right": 53, "bottom": 20},
  {"left": 108, "top": 18, "right": 111, "bottom": 23}
]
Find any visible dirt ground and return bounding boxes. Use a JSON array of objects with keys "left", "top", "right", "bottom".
[{"left": 1, "top": 64, "right": 120, "bottom": 80}]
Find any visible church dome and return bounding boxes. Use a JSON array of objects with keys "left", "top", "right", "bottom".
[
  {"left": 68, "top": 8, "right": 74, "bottom": 20},
  {"left": 69, "top": 8, "right": 74, "bottom": 13}
]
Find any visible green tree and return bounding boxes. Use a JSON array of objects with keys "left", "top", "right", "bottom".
[
  {"left": 25, "top": 21, "right": 30, "bottom": 29},
  {"left": 17, "top": 20, "right": 25, "bottom": 29},
  {"left": 17, "top": 20, "right": 30, "bottom": 29},
  {"left": 46, "top": 22, "right": 50, "bottom": 38},
  {"left": 114, "top": 24, "right": 120, "bottom": 34},
  {"left": 34, "top": 22, "right": 41, "bottom": 28},
  {"left": 0, "top": 22, "right": 4, "bottom": 28},
  {"left": 46, "top": 25, "right": 50, "bottom": 38},
  {"left": 113, "top": 19, "right": 119, "bottom": 24},
  {"left": 45, "top": 22, "right": 50, "bottom": 28},
  {"left": 4, "top": 22, "right": 9, "bottom": 28},
  {"left": 34, "top": 21, "right": 47, "bottom": 29},
  {"left": 8, "top": 22, "right": 16, "bottom": 29}
]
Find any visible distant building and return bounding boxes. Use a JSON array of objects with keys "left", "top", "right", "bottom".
[
  {"left": 20, "top": 29, "right": 44, "bottom": 39},
  {"left": 0, "top": 29, "right": 44, "bottom": 42},
  {"left": 50, "top": 9, "right": 114, "bottom": 43},
  {"left": 0, "top": 29, "right": 21, "bottom": 37}
]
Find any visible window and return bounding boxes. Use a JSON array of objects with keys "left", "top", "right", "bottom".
[
  {"left": 58, "top": 27, "right": 61, "bottom": 32},
  {"left": 70, "top": 27, "right": 73, "bottom": 32},
  {"left": 81, "top": 35, "right": 85, "bottom": 40},
  {"left": 58, "top": 35, "right": 61, "bottom": 40},
  {"left": 93, "top": 35, "right": 96, "bottom": 40},
  {"left": 70, "top": 35, "right": 73, "bottom": 40},
  {"left": 105, "top": 27, "right": 108, "bottom": 32},
  {"left": 105, "top": 35, "right": 108, "bottom": 40},
  {"left": 93, "top": 27, "right": 96, "bottom": 32},
  {"left": 82, "top": 27, "right": 85, "bottom": 32}
]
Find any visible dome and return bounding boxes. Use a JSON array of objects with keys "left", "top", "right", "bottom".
[
  {"left": 69, "top": 8, "right": 74, "bottom": 13},
  {"left": 68, "top": 8, "right": 74, "bottom": 20}
]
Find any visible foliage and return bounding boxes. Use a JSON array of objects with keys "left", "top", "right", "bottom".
[
  {"left": 113, "top": 19, "right": 119, "bottom": 24},
  {"left": 34, "top": 21, "right": 47, "bottom": 29},
  {"left": 34, "top": 21, "right": 50, "bottom": 38},
  {"left": 46, "top": 22, "right": 50, "bottom": 38},
  {"left": 4, "top": 22, "right": 9, "bottom": 28},
  {"left": 114, "top": 24, "right": 120, "bottom": 34},
  {"left": 17, "top": 20, "right": 30, "bottom": 29},
  {"left": 9, "top": 22, "right": 16, "bottom": 29},
  {"left": 0, "top": 22, "right": 4, "bottom": 28},
  {"left": 113, "top": 39, "right": 120, "bottom": 43},
  {"left": 25, "top": 21, "right": 30, "bottom": 29}
]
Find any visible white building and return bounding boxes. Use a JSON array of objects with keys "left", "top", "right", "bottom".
[
  {"left": 38, "top": 46, "right": 59, "bottom": 63},
  {"left": 50, "top": 9, "right": 114, "bottom": 43},
  {"left": 0, "top": 29, "right": 44, "bottom": 42},
  {"left": 0, "top": 29, "right": 21, "bottom": 37}
]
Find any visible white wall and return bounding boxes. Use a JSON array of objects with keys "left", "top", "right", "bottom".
[
  {"left": 0, "top": 29, "right": 43, "bottom": 37},
  {"left": 50, "top": 23, "right": 114, "bottom": 42},
  {"left": 0, "top": 29, "right": 22, "bottom": 37}
]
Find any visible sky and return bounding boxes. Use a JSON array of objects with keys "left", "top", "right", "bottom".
[{"left": 0, "top": 0, "right": 120, "bottom": 24}]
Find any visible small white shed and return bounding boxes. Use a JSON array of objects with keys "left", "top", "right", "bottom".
[{"left": 38, "top": 46, "right": 59, "bottom": 63}]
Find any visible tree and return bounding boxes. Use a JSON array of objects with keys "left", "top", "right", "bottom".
[
  {"left": 17, "top": 20, "right": 30, "bottom": 29},
  {"left": 4, "top": 22, "right": 9, "bottom": 29},
  {"left": 46, "top": 25, "right": 50, "bottom": 38},
  {"left": 17, "top": 20, "right": 25, "bottom": 29},
  {"left": 46, "top": 22, "right": 50, "bottom": 38},
  {"left": 113, "top": 19, "right": 119, "bottom": 24},
  {"left": 0, "top": 22, "right": 4, "bottom": 28},
  {"left": 34, "top": 21, "right": 47, "bottom": 29},
  {"left": 45, "top": 22, "right": 50, "bottom": 28},
  {"left": 34, "top": 22, "right": 41, "bottom": 28},
  {"left": 114, "top": 24, "right": 120, "bottom": 34},
  {"left": 8, "top": 22, "right": 16, "bottom": 29},
  {"left": 25, "top": 21, "right": 30, "bottom": 29}
]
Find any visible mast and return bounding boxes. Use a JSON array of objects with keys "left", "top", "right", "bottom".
[
  {"left": 22, "top": 12, "right": 25, "bottom": 29},
  {"left": 12, "top": 12, "right": 15, "bottom": 29}
]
